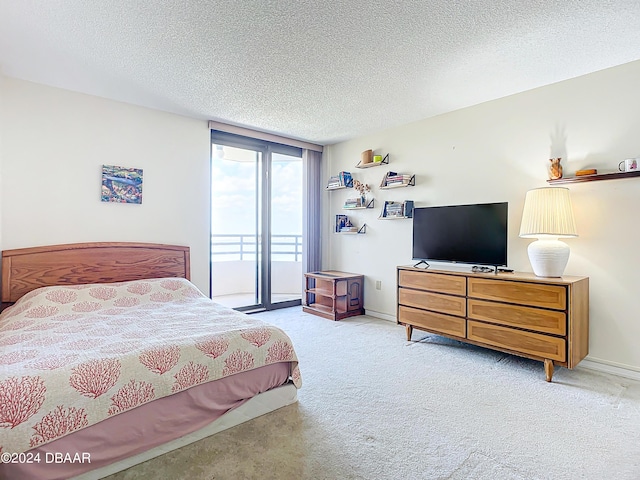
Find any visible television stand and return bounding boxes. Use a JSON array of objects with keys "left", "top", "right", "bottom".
[
  {"left": 396, "top": 266, "right": 589, "bottom": 382},
  {"left": 413, "top": 260, "right": 430, "bottom": 269}
]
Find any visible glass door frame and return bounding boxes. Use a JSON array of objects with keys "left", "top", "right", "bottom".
[{"left": 210, "top": 131, "right": 302, "bottom": 313}]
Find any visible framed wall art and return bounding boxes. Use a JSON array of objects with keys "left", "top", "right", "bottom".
[{"left": 101, "top": 165, "right": 143, "bottom": 204}]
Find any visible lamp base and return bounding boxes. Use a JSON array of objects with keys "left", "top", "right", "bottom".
[{"left": 527, "top": 238, "right": 570, "bottom": 277}]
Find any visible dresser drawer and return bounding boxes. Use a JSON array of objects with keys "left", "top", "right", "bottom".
[
  {"left": 399, "top": 288, "right": 466, "bottom": 317},
  {"left": 467, "top": 320, "right": 566, "bottom": 362},
  {"left": 468, "top": 299, "right": 566, "bottom": 336},
  {"left": 468, "top": 278, "right": 566, "bottom": 310},
  {"left": 398, "top": 270, "right": 466, "bottom": 295},
  {"left": 399, "top": 305, "right": 466, "bottom": 338}
]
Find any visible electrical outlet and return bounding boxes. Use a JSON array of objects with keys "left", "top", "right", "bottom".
[{"left": 375, "top": 280, "right": 382, "bottom": 290}]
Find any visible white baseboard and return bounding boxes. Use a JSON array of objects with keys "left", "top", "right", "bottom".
[
  {"left": 577, "top": 357, "right": 640, "bottom": 382},
  {"left": 363, "top": 309, "right": 396, "bottom": 323}
]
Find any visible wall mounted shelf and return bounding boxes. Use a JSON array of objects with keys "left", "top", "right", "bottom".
[
  {"left": 343, "top": 198, "right": 375, "bottom": 209},
  {"left": 547, "top": 170, "right": 640, "bottom": 184},
  {"left": 335, "top": 224, "right": 367, "bottom": 234},
  {"left": 335, "top": 214, "right": 366, "bottom": 234},
  {"left": 356, "top": 153, "right": 389, "bottom": 168}
]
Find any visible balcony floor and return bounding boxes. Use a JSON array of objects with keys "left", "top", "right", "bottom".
[{"left": 212, "top": 293, "right": 301, "bottom": 309}]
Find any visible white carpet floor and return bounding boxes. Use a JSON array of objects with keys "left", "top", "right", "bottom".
[{"left": 109, "top": 308, "right": 640, "bottom": 480}]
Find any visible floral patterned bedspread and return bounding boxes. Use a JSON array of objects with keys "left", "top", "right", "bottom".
[{"left": 0, "top": 278, "right": 301, "bottom": 454}]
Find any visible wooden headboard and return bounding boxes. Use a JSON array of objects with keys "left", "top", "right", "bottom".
[{"left": 1, "top": 242, "right": 190, "bottom": 303}]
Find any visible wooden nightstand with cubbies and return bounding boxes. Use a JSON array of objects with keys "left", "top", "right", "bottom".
[{"left": 303, "top": 271, "right": 364, "bottom": 320}]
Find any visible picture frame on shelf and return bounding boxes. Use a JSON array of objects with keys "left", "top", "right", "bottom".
[{"left": 335, "top": 214, "right": 348, "bottom": 232}]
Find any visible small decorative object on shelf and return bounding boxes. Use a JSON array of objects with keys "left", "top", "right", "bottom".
[
  {"left": 361, "top": 149, "right": 373, "bottom": 165},
  {"left": 380, "top": 200, "right": 414, "bottom": 219},
  {"left": 618, "top": 158, "right": 639, "bottom": 172},
  {"left": 575, "top": 168, "right": 597, "bottom": 176},
  {"left": 326, "top": 171, "right": 353, "bottom": 189},
  {"left": 548, "top": 158, "right": 563, "bottom": 180},
  {"left": 380, "top": 171, "right": 415, "bottom": 188},
  {"left": 353, "top": 179, "right": 370, "bottom": 196},
  {"left": 356, "top": 153, "right": 389, "bottom": 168}
]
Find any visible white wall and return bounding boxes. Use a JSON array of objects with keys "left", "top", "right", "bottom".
[
  {"left": 325, "top": 60, "right": 640, "bottom": 373},
  {"left": 0, "top": 72, "right": 5, "bottom": 249},
  {"left": 1, "top": 79, "right": 211, "bottom": 293}
]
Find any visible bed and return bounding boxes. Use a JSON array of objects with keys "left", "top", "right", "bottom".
[{"left": 0, "top": 242, "right": 301, "bottom": 480}]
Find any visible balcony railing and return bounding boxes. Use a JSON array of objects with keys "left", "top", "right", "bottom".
[{"left": 211, "top": 234, "right": 302, "bottom": 262}]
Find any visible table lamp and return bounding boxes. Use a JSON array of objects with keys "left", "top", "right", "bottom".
[{"left": 519, "top": 187, "right": 578, "bottom": 277}]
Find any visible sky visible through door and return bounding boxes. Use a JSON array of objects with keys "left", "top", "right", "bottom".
[{"left": 211, "top": 145, "right": 302, "bottom": 262}]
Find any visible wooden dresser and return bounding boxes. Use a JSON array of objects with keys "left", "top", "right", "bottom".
[{"left": 397, "top": 266, "right": 589, "bottom": 381}]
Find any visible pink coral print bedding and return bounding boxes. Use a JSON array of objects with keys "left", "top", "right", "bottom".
[{"left": 0, "top": 278, "right": 301, "bottom": 454}]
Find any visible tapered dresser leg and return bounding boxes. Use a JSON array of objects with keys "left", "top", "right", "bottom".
[
  {"left": 544, "top": 359, "right": 554, "bottom": 382},
  {"left": 405, "top": 324, "right": 413, "bottom": 341}
]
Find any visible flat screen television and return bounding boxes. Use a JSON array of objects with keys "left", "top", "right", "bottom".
[{"left": 412, "top": 202, "right": 508, "bottom": 267}]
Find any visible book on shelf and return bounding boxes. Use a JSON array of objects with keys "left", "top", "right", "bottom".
[
  {"left": 327, "top": 175, "right": 341, "bottom": 188},
  {"left": 380, "top": 171, "right": 396, "bottom": 188},
  {"left": 382, "top": 200, "right": 413, "bottom": 218},
  {"left": 344, "top": 197, "right": 365, "bottom": 208},
  {"left": 382, "top": 200, "right": 402, "bottom": 217},
  {"left": 327, "top": 171, "right": 353, "bottom": 188},
  {"left": 403, "top": 200, "right": 414, "bottom": 218},
  {"left": 339, "top": 171, "right": 353, "bottom": 187},
  {"left": 381, "top": 171, "right": 412, "bottom": 187},
  {"left": 386, "top": 175, "right": 412, "bottom": 184}
]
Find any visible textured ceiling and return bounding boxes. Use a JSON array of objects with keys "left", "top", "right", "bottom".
[{"left": 1, "top": 1, "right": 640, "bottom": 145}]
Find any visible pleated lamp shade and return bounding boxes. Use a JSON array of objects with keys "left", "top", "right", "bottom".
[{"left": 520, "top": 187, "right": 578, "bottom": 238}]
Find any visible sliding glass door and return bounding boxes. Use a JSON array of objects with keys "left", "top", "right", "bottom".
[
  {"left": 210, "top": 132, "right": 302, "bottom": 311},
  {"left": 211, "top": 144, "right": 263, "bottom": 308},
  {"left": 270, "top": 152, "right": 303, "bottom": 305}
]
